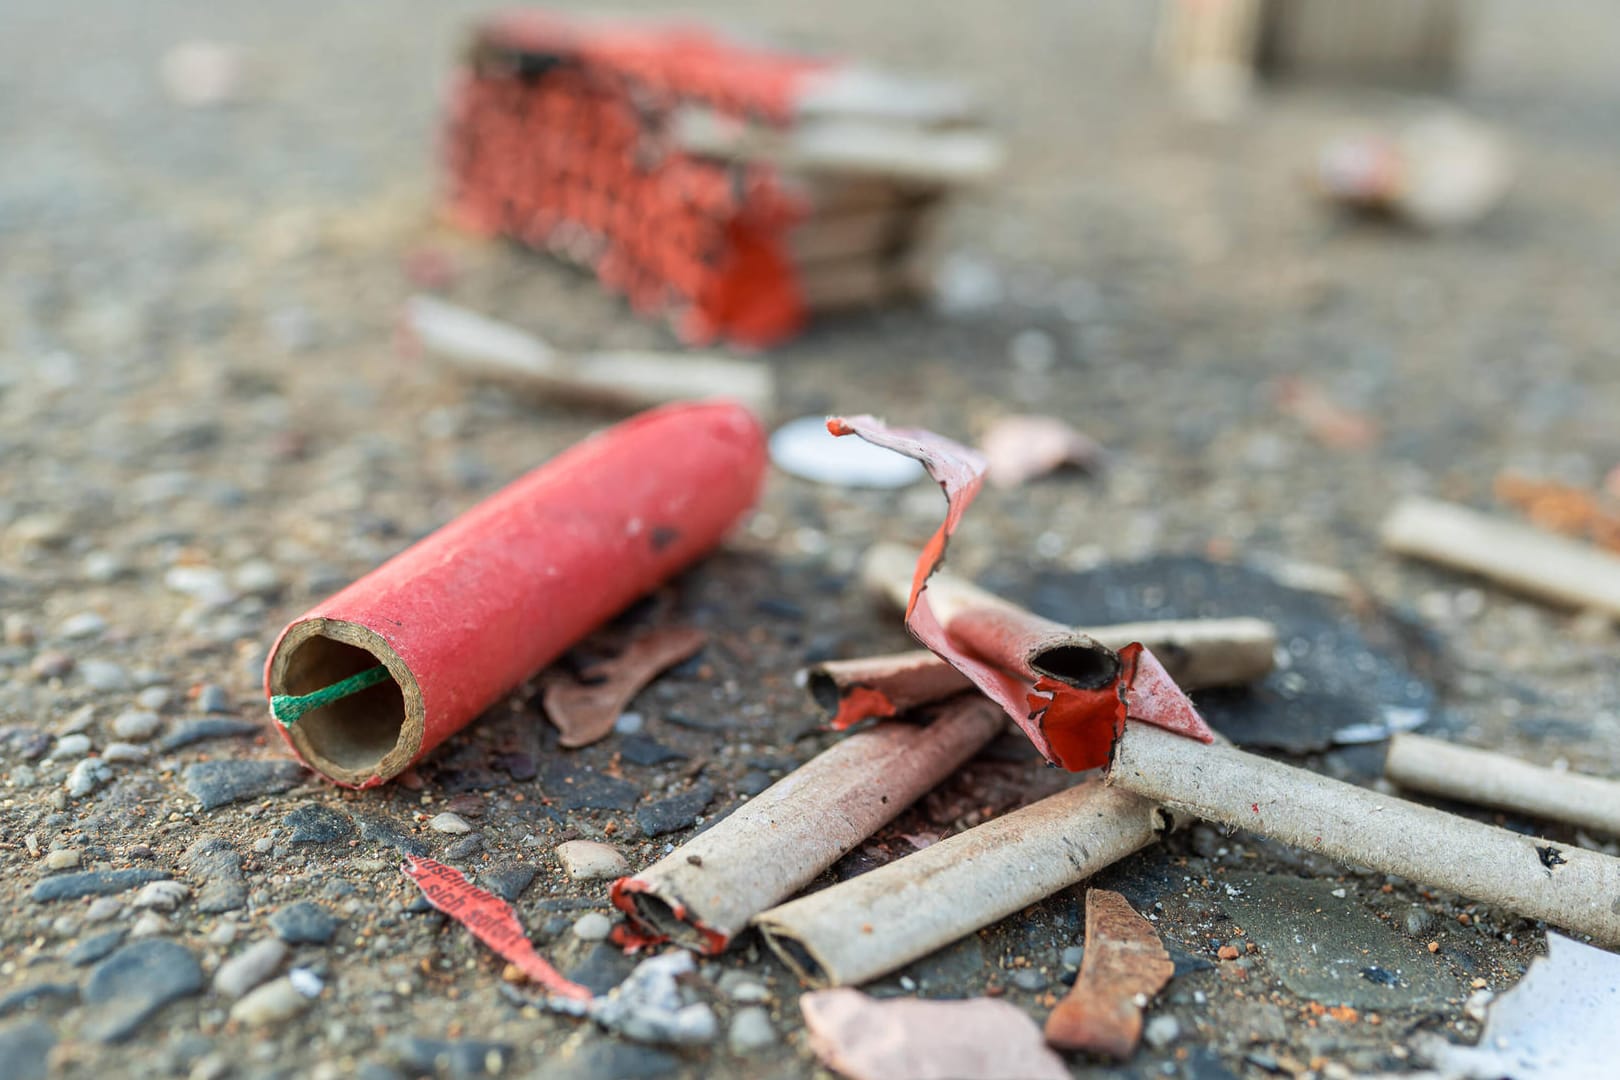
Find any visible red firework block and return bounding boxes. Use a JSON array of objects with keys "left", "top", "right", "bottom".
[
  {"left": 442, "top": 12, "right": 987, "bottom": 348},
  {"left": 264, "top": 401, "right": 766, "bottom": 788}
]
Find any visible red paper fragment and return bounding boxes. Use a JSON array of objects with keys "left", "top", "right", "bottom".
[
  {"left": 607, "top": 876, "right": 730, "bottom": 954},
  {"left": 1044, "top": 888, "right": 1173, "bottom": 1058},
  {"left": 403, "top": 856, "right": 592, "bottom": 1001},
  {"left": 828, "top": 415, "right": 1213, "bottom": 770},
  {"left": 543, "top": 626, "right": 708, "bottom": 748},
  {"left": 801, "top": 987, "right": 1069, "bottom": 1080}
]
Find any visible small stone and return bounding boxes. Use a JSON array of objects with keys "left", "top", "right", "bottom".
[
  {"left": 183, "top": 759, "right": 303, "bottom": 809},
  {"left": 30, "top": 651, "right": 74, "bottom": 679},
  {"left": 231, "top": 977, "right": 310, "bottom": 1027},
  {"left": 554, "top": 840, "right": 628, "bottom": 882},
  {"left": 1011, "top": 968, "right": 1048, "bottom": 992},
  {"left": 1217, "top": 945, "right": 1240, "bottom": 961},
  {"left": 428, "top": 812, "right": 472, "bottom": 835},
  {"left": 619, "top": 735, "right": 686, "bottom": 767},
  {"left": 269, "top": 901, "right": 337, "bottom": 945},
  {"left": 533, "top": 1037, "right": 677, "bottom": 1080},
  {"left": 184, "top": 837, "right": 247, "bottom": 914},
  {"left": 1405, "top": 908, "right": 1436, "bottom": 936},
  {"left": 133, "top": 880, "right": 190, "bottom": 911},
  {"left": 613, "top": 711, "right": 645, "bottom": 736},
  {"left": 59, "top": 612, "right": 108, "bottom": 640},
  {"left": 477, "top": 864, "right": 537, "bottom": 902},
  {"left": 1144, "top": 1015, "right": 1181, "bottom": 1050},
  {"left": 78, "top": 660, "right": 131, "bottom": 692},
  {"left": 112, "top": 710, "right": 162, "bottom": 741},
  {"left": 43, "top": 849, "right": 82, "bottom": 871},
  {"left": 81, "top": 551, "right": 125, "bottom": 583},
  {"left": 2, "top": 614, "right": 36, "bottom": 646},
  {"left": 233, "top": 560, "right": 282, "bottom": 594},
  {"left": 65, "top": 759, "right": 113, "bottom": 798},
  {"left": 86, "top": 898, "right": 123, "bottom": 921},
  {"left": 82, "top": 940, "right": 205, "bottom": 1043},
  {"left": 67, "top": 928, "right": 126, "bottom": 966},
  {"left": 717, "top": 971, "right": 768, "bottom": 1003},
  {"left": 635, "top": 780, "right": 716, "bottom": 838},
  {"left": 565, "top": 942, "right": 636, "bottom": 996},
  {"left": 103, "top": 742, "right": 149, "bottom": 763},
  {"left": 572, "top": 913, "right": 612, "bottom": 941},
  {"left": 195, "top": 684, "right": 232, "bottom": 714},
  {"left": 215, "top": 939, "right": 290, "bottom": 999},
  {"left": 159, "top": 717, "right": 260, "bottom": 751},
  {"left": 0, "top": 1019, "right": 55, "bottom": 1079},
  {"left": 539, "top": 761, "right": 639, "bottom": 812},
  {"left": 49, "top": 733, "right": 93, "bottom": 759},
  {"left": 284, "top": 804, "right": 355, "bottom": 845},
  {"left": 207, "top": 922, "right": 238, "bottom": 947},
  {"left": 728, "top": 1006, "right": 776, "bottom": 1055},
  {"left": 1061, "top": 946, "right": 1085, "bottom": 969},
  {"left": 288, "top": 967, "right": 323, "bottom": 997},
  {"left": 136, "top": 687, "right": 172, "bottom": 710},
  {"left": 354, "top": 813, "right": 430, "bottom": 857},
  {"left": 445, "top": 834, "right": 483, "bottom": 860},
  {"left": 130, "top": 911, "right": 170, "bottom": 938},
  {"left": 0, "top": 983, "right": 76, "bottom": 1018}
]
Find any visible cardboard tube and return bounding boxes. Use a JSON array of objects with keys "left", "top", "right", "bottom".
[
  {"left": 1109, "top": 722, "right": 1620, "bottom": 946},
  {"left": 1386, "top": 733, "right": 1620, "bottom": 838},
  {"left": 860, "top": 542, "right": 1277, "bottom": 691},
  {"left": 610, "top": 696, "right": 1004, "bottom": 953},
  {"left": 754, "top": 783, "right": 1164, "bottom": 986},
  {"left": 265, "top": 401, "right": 765, "bottom": 787},
  {"left": 1381, "top": 497, "right": 1620, "bottom": 618}
]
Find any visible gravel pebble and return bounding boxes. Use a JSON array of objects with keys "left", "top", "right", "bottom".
[
  {"left": 269, "top": 901, "right": 338, "bottom": 945},
  {"left": 572, "top": 913, "right": 612, "bottom": 941},
  {"left": 65, "top": 759, "right": 113, "bottom": 798},
  {"left": 635, "top": 780, "right": 715, "bottom": 837},
  {"left": 183, "top": 760, "right": 303, "bottom": 809},
  {"left": 727, "top": 1006, "right": 776, "bottom": 1055},
  {"left": 67, "top": 928, "right": 126, "bottom": 966},
  {"left": 184, "top": 837, "right": 246, "bottom": 914},
  {"left": 85, "top": 898, "right": 123, "bottom": 921},
  {"left": 30, "top": 651, "right": 74, "bottom": 679},
  {"left": 43, "top": 849, "right": 81, "bottom": 871},
  {"left": 1011, "top": 968, "right": 1048, "bottom": 992},
  {"left": 428, "top": 812, "right": 472, "bottom": 834},
  {"left": 230, "top": 976, "right": 310, "bottom": 1026},
  {"left": 159, "top": 718, "right": 259, "bottom": 751},
  {"left": 59, "top": 612, "right": 108, "bottom": 639},
  {"left": 49, "top": 733, "right": 92, "bottom": 759},
  {"left": 284, "top": 804, "right": 355, "bottom": 845},
  {"left": 1144, "top": 1014, "right": 1181, "bottom": 1049},
  {"left": 0, "top": 1019, "right": 55, "bottom": 1079},
  {"left": 1061, "top": 945, "right": 1085, "bottom": 968},
  {"left": 554, "top": 840, "right": 628, "bottom": 882},
  {"left": 112, "top": 710, "right": 162, "bottom": 741},
  {"left": 214, "top": 939, "right": 289, "bottom": 999},
  {"left": 101, "top": 742, "right": 149, "bottom": 763},
  {"left": 133, "top": 880, "right": 190, "bottom": 911},
  {"left": 390, "top": 1036, "right": 514, "bottom": 1079},
  {"left": 78, "top": 660, "right": 131, "bottom": 692},
  {"left": 195, "top": 684, "right": 232, "bottom": 713},
  {"left": 135, "top": 687, "right": 172, "bottom": 710},
  {"left": 82, "top": 939, "right": 204, "bottom": 1042}
]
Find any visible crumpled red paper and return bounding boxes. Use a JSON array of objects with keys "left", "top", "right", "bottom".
[
  {"left": 827, "top": 415, "right": 1212, "bottom": 770},
  {"left": 403, "top": 856, "right": 592, "bottom": 1001}
]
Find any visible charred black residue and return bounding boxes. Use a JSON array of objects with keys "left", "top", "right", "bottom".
[{"left": 1537, "top": 844, "right": 1567, "bottom": 871}]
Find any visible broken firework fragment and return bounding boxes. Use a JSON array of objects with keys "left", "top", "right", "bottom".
[
  {"left": 1386, "top": 733, "right": 1620, "bottom": 838},
  {"left": 610, "top": 696, "right": 1005, "bottom": 953},
  {"left": 800, "top": 988, "right": 1070, "bottom": 1080},
  {"left": 402, "top": 856, "right": 590, "bottom": 1001},
  {"left": 445, "top": 13, "right": 998, "bottom": 346},
  {"left": 1109, "top": 721, "right": 1620, "bottom": 946},
  {"left": 827, "top": 541, "right": 1275, "bottom": 727},
  {"left": 543, "top": 626, "right": 707, "bottom": 749},
  {"left": 979, "top": 414, "right": 1104, "bottom": 488},
  {"left": 403, "top": 296, "right": 775, "bottom": 417},
  {"left": 1044, "top": 889, "right": 1173, "bottom": 1058},
  {"left": 264, "top": 401, "right": 765, "bottom": 787},
  {"left": 755, "top": 783, "right": 1163, "bottom": 987},
  {"left": 1382, "top": 497, "right": 1620, "bottom": 618},
  {"left": 827, "top": 416, "right": 1216, "bottom": 769}
]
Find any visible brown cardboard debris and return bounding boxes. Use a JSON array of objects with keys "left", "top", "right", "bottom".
[
  {"left": 827, "top": 415, "right": 1214, "bottom": 770},
  {"left": 1044, "top": 889, "right": 1173, "bottom": 1058},
  {"left": 800, "top": 987, "right": 1069, "bottom": 1080},
  {"left": 979, "top": 415, "right": 1103, "bottom": 488},
  {"left": 543, "top": 627, "right": 707, "bottom": 749}
]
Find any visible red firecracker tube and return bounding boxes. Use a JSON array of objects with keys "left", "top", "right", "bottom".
[{"left": 264, "top": 400, "right": 765, "bottom": 788}]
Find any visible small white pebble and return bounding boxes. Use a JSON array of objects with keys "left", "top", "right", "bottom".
[
  {"left": 85, "top": 897, "right": 122, "bottom": 922},
  {"left": 613, "top": 711, "right": 644, "bottom": 735},
  {"left": 65, "top": 759, "right": 112, "bottom": 798},
  {"left": 427, "top": 812, "right": 472, "bottom": 835},
  {"left": 112, "top": 710, "right": 162, "bottom": 741},
  {"left": 554, "top": 840, "right": 628, "bottom": 882},
  {"left": 288, "top": 967, "right": 324, "bottom": 998},
  {"left": 102, "top": 742, "right": 150, "bottom": 763},
  {"left": 43, "top": 848, "right": 82, "bottom": 871},
  {"left": 134, "top": 880, "right": 190, "bottom": 911},
  {"left": 231, "top": 977, "right": 310, "bottom": 1026},
  {"left": 208, "top": 922, "right": 239, "bottom": 947},
  {"left": 49, "top": 733, "right": 93, "bottom": 759},
  {"left": 130, "top": 911, "right": 171, "bottom": 938},
  {"left": 572, "top": 912, "right": 612, "bottom": 941}
]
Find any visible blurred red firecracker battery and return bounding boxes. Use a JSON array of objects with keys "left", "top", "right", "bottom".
[
  {"left": 442, "top": 11, "right": 1002, "bottom": 347},
  {"left": 264, "top": 401, "right": 765, "bottom": 788}
]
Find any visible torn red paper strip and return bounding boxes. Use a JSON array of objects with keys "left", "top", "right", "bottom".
[
  {"left": 805, "top": 650, "right": 974, "bottom": 730},
  {"left": 827, "top": 415, "right": 1213, "bottom": 770},
  {"left": 543, "top": 626, "right": 708, "bottom": 748},
  {"left": 403, "top": 856, "right": 592, "bottom": 1001},
  {"left": 1044, "top": 888, "right": 1173, "bottom": 1058}
]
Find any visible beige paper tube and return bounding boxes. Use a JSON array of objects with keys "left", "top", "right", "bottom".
[
  {"left": 754, "top": 783, "right": 1164, "bottom": 986},
  {"left": 1381, "top": 497, "right": 1620, "bottom": 618},
  {"left": 610, "top": 696, "right": 1004, "bottom": 953},
  {"left": 860, "top": 541, "right": 1277, "bottom": 690},
  {"left": 1386, "top": 733, "right": 1620, "bottom": 838},
  {"left": 1110, "top": 722, "right": 1620, "bottom": 946}
]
